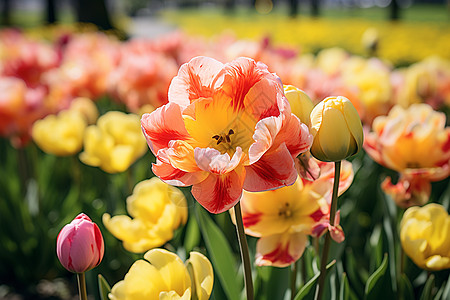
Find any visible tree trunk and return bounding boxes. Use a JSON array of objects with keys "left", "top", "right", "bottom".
[
  {"left": 289, "top": 0, "right": 298, "bottom": 17},
  {"left": 74, "top": 0, "right": 113, "bottom": 30},
  {"left": 389, "top": 0, "right": 400, "bottom": 20},
  {"left": 46, "top": 0, "right": 57, "bottom": 24},
  {"left": 1, "top": 0, "right": 11, "bottom": 26},
  {"left": 310, "top": 0, "right": 320, "bottom": 17}
]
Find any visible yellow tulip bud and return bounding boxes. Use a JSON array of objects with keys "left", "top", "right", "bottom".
[
  {"left": 284, "top": 85, "right": 314, "bottom": 127},
  {"left": 310, "top": 96, "right": 363, "bottom": 162},
  {"left": 400, "top": 204, "right": 450, "bottom": 271}
]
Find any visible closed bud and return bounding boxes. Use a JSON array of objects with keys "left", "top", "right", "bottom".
[
  {"left": 310, "top": 96, "right": 363, "bottom": 162},
  {"left": 56, "top": 213, "right": 104, "bottom": 273},
  {"left": 284, "top": 85, "right": 314, "bottom": 127}
]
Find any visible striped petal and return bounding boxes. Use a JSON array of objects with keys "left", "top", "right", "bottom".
[
  {"left": 244, "top": 142, "right": 297, "bottom": 192},
  {"left": 141, "top": 103, "right": 190, "bottom": 154},
  {"left": 168, "top": 56, "right": 224, "bottom": 109},
  {"left": 255, "top": 232, "right": 308, "bottom": 267},
  {"left": 152, "top": 158, "right": 207, "bottom": 187},
  {"left": 192, "top": 167, "right": 245, "bottom": 214}
]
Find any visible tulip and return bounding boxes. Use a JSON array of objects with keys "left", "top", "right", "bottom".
[
  {"left": 32, "top": 110, "right": 87, "bottom": 156},
  {"left": 364, "top": 103, "right": 450, "bottom": 208},
  {"left": 109, "top": 249, "right": 213, "bottom": 300},
  {"left": 56, "top": 213, "right": 104, "bottom": 273},
  {"left": 284, "top": 85, "right": 314, "bottom": 127},
  {"left": 80, "top": 111, "right": 147, "bottom": 173},
  {"left": 103, "top": 177, "right": 188, "bottom": 253},
  {"left": 310, "top": 96, "right": 363, "bottom": 162},
  {"left": 400, "top": 204, "right": 450, "bottom": 271}
]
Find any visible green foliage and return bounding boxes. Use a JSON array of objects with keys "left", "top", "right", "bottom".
[
  {"left": 195, "top": 204, "right": 243, "bottom": 300},
  {"left": 97, "top": 274, "right": 111, "bottom": 300}
]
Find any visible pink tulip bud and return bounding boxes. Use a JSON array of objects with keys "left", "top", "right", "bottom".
[{"left": 56, "top": 213, "right": 104, "bottom": 273}]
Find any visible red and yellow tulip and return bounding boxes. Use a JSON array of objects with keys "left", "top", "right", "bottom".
[{"left": 141, "top": 56, "right": 312, "bottom": 213}]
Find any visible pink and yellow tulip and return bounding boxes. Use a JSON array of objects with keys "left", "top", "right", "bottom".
[
  {"left": 141, "top": 56, "right": 312, "bottom": 213},
  {"left": 365, "top": 103, "right": 450, "bottom": 207}
]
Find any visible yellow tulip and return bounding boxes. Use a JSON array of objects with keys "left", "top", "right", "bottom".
[
  {"left": 284, "top": 85, "right": 314, "bottom": 127},
  {"left": 79, "top": 111, "right": 147, "bottom": 173},
  {"left": 400, "top": 204, "right": 450, "bottom": 271},
  {"left": 109, "top": 249, "right": 213, "bottom": 300},
  {"left": 310, "top": 96, "right": 363, "bottom": 162},
  {"left": 103, "top": 177, "right": 188, "bottom": 253},
  {"left": 186, "top": 252, "right": 214, "bottom": 300},
  {"left": 32, "top": 110, "right": 87, "bottom": 156}
]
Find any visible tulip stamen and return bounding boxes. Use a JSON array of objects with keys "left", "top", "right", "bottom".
[
  {"left": 212, "top": 129, "right": 235, "bottom": 145},
  {"left": 278, "top": 202, "right": 292, "bottom": 218}
]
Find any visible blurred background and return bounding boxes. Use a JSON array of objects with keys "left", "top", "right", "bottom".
[{"left": 0, "top": 1, "right": 449, "bottom": 300}]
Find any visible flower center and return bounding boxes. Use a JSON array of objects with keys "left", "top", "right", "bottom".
[
  {"left": 278, "top": 202, "right": 292, "bottom": 218},
  {"left": 212, "top": 129, "right": 235, "bottom": 145}
]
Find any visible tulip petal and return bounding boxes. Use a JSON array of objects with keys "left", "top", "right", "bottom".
[
  {"left": 194, "top": 147, "right": 243, "bottom": 174},
  {"left": 243, "top": 77, "right": 281, "bottom": 120},
  {"left": 152, "top": 158, "right": 207, "bottom": 187},
  {"left": 168, "top": 56, "right": 224, "bottom": 108},
  {"left": 222, "top": 57, "right": 267, "bottom": 111},
  {"left": 275, "top": 114, "right": 313, "bottom": 157},
  {"left": 317, "top": 107, "right": 352, "bottom": 161},
  {"left": 144, "top": 249, "right": 191, "bottom": 297},
  {"left": 186, "top": 252, "right": 214, "bottom": 300},
  {"left": 123, "top": 259, "right": 167, "bottom": 298},
  {"left": 255, "top": 232, "right": 307, "bottom": 267},
  {"left": 141, "top": 103, "right": 191, "bottom": 154},
  {"left": 342, "top": 98, "right": 364, "bottom": 151},
  {"left": 248, "top": 116, "right": 283, "bottom": 164},
  {"left": 159, "top": 290, "right": 191, "bottom": 300},
  {"left": 244, "top": 142, "right": 297, "bottom": 192},
  {"left": 192, "top": 168, "right": 245, "bottom": 214}
]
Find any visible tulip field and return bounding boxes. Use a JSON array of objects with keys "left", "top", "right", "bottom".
[{"left": 1, "top": 4, "right": 450, "bottom": 300}]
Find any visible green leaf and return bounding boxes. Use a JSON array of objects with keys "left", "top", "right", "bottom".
[
  {"left": 184, "top": 215, "right": 201, "bottom": 254},
  {"left": 98, "top": 274, "right": 111, "bottom": 300},
  {"left": 441, "top": 278, "right": 450, "bottom": 300},
  {"left": 294, "top": 260, "right": 336, "bottom": 300},
  {"left": 399, "top": 273, "right": 414, "bottom": 300},
  {"left": 339, "top": 272, "right": 358, "bottom": 300},
  {"left": 420, "top": 274, "right": 435, "bottom": 300},
  {"left": 195, "top": 204, "right": 242, "bottom": 300},
  {"left": 364, "top": 253, "right": 388, "bottom": 296}
]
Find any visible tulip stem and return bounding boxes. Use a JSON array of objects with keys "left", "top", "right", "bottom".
[
  {"left": 315, "top": 160, "right": 341, "bottom": 300},
  {"left": 291, "top": 259, "right": 298, "bottom": 300},
  {"left": 77, "top": 272, "right": 88, "bottom": 300},
  {"left": 234, "top": 201, "right": 254, "bottom": 300}
]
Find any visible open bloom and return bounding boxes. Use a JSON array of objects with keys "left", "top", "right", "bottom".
[
  {"left": 141, "top": 56, "right": 312, "bottom": 214},
  {"left": 103, "top": 177, "right": 188, "bottom": 253},
  {"left": 234, "top": 159, "right": 353, "bottom": 267},
  {"left": 364, "top": 104, "right": 450, "bottom": 207},
  {"left": 56, "top": 213, "right": 104, "bottom": 273},
  {"left": 236, "top": 178, "right": 325, "bottom": 267},
  {"left": 32, "top": 109, "right": 87, "bottom": 156},
  {"left": 109, "top": 248, "right": 213, "bottom": 300},
  {"left": 310, "top": 96, "right": 363, "bottom": 162},
  {"left": 80, "top": 111, "right": 147, "bottom": 173},
  {"left": 400, "top": 204, "right": 450, "bottom": 271}
]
